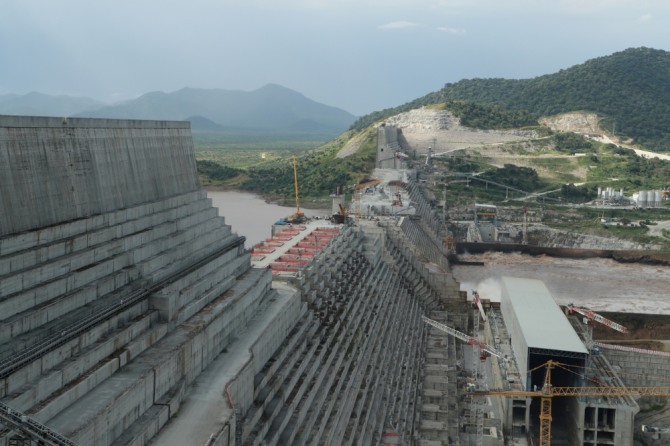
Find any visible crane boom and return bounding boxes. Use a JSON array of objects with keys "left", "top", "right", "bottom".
[
  {"left": 421, "top": 316, "right": 504, "bottom": 359},
  {"left": 472, "top": 290, "right": 487, "bottom": 322},
  {"left": 476, "top": 385, "right": 670, "bottom": 398},
  {"left": 566, "top": 303, "right": 628, "bottom": 333}
]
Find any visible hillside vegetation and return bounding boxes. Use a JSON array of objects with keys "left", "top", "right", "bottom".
[
  {"left": 201, "top": 129, "right": 377, "bottom": 206},
  {"left": 351, "top": 48, "right": 670, "bottom": 151},
  {"left": 420, "top": 47, "right": 670, "bottom": 151},
  {"left": 200, "top": 47, "right": 670, "bottom": 204}
]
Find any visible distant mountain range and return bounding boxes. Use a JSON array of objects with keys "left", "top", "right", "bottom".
[
  {"left": 0, "top": 84, "right": 357, "bottom": 137},
  {"left": 0, "top": 92, "right": 103, "bottom": 117}
]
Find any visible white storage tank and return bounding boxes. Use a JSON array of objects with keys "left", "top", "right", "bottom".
[
  {"left": 655, "top": 190, "right": 662, "bottom": 207},
  {"left": 638, "top": 190, "right": 648, "bottom": 207}
]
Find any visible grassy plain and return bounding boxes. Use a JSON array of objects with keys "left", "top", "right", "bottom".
[{"left": 193, "top": 131, "right": 336, "bottom": 169}]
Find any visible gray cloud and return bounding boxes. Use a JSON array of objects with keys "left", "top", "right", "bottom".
[{"left": 1, "top": 0, "right": 669, "bottom": 115}]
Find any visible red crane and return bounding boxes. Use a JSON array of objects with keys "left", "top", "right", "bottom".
[{"left": 566, "top": 303, "right": 628, "bottom": 333}]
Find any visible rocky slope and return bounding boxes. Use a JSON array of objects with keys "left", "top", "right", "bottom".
[{"left": 337, "top": 108, "right": 538, "bottom": 158}]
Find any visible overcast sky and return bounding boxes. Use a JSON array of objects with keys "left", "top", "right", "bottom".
[{"left": 1, "top": 0, "right": 669, "bottom": 115}]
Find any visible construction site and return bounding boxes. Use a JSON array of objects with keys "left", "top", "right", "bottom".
[{"left": 1, "top": 115, "right": 670, "bottom": 446}]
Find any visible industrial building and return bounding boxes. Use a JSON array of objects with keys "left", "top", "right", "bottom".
[{"left": 495, "top": 277, "right": 638, "bottom": 445}]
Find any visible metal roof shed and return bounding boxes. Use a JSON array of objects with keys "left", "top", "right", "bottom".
[{"left": 500, "top": 276, "right": 588, "bottom": 390}]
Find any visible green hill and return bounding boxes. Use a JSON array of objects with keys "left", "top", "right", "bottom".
[
  {"left": 354, "top": 47, "right": 670, "bottom": 151},
  {"left": 434, "top": 47, "right": 670, "bottom": 150}
]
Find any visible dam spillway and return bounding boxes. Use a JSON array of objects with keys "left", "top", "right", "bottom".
[{"left": 0, "top": 116, "right": 465, "bottom": 446}]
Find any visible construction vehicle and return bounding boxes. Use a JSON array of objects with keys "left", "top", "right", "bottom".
[
  {"left": 285, "top": 155, "right": 306, "bottom": 224},
  {"left": 472, "top": 359, "right": 670, "bottom": 446},
  {"left": 642, "top": 424, "right": 670, "bottom": 437},
  {"left": 565, "top": 303, "right": 628, "bottom": 333},
  {"left": 331, "top": 203, "right": 348, "bottom": 224}
]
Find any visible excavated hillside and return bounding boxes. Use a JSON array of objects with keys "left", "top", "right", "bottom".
[
  {"left": 340, "top": 108, "right": 670, "bottom": 252},
  {"left": 337, "top": 108, "right": 538, "bottom": 158}
]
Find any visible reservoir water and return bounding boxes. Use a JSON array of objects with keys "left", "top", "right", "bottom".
[{"left": 207, "top": 190, "right": 331, "bottom": 247}]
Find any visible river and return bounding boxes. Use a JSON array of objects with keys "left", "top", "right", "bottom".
[
  {"left": 452, "top": 251, "right": 670, "bottom": 315},
  {"left": 207, "top": 190, "right": 331, "bottom": 247}
]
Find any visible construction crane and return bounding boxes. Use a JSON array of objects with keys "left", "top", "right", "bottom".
[
  {"left": 472, "top": 359, "right": 670, "bottom": 446},
  {"left": 286, "top": 155, "right": 306, "bottom": 223},
  {"left": 422, "top": 315, "right": 501, "bottom": 446},
  {"left": 472, "top": 290, "right": 487, "bottom": 322},
  {"left": 565, "top": 303, "right": 628, "bottom": 333},
  {"left": 422, "top": 316, "right": 505, "bottom": 362}
]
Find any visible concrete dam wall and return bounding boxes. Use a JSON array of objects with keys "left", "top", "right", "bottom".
[
  {"left": 0, "top": 116, "right": 268, "bottom": 445},
  {"left": 0, "top": 116, "right": 198, "bottom": 236},
  {"left": 0, "top": 116, "right": 465, "bottom": 445}
]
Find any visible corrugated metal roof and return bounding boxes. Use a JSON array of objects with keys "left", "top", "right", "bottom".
[{"left": 501, "top": 276, "right": 588, "bottom": 354}]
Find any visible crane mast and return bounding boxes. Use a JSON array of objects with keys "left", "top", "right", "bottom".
[{"left": 292, "top": 155, "right": 303, "bottom": 219}]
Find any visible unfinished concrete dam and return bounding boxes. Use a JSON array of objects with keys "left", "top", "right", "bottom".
[
  {"left": 2, "top": 116, "right": 669, "bottom": 446},
  {"left": 0, "top": 116, "right": 466, "bottom": 446}
]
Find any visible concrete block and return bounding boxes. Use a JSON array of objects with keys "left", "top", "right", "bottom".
[
  {"left": 6, "top": 358, "right": 42, "bottom": 395},
  {"left": 41, "top": 338, "right": 79, "bottom": 374},
  {"left": 34, "top": 276, "right": 68, "bottom": 305},
  {"left": 46, "top": 241, "right": 66, "bottom": 261},
  {"left": 153, "top": 352, "right": 183, "bottom": 400},
  {"left": 36, "top": 225, "right": 63, "bottom": 245},
  {"left": 69, "top": 249, "right": 95, "bottom": 271},
  {"left": 0, "top": 274, "right": 23, "bottom": 298},
  {"left": 87, "top": 226, "right": 117, "bottom": 248},
  {"left": 0, "top": 232, "right": 39, "bottom": 256},
  {"left": 97, "top": 274, "right": 118, "bottom": 297},
  {"left": 86, "top": 214, "right": 106, "bottom": 233},
  {"left": 37, "top": 370, "right": 64, "bottom": 404},
  {"left": 9, "top": 250, "right": 37, "bottom": 273},
  {"left": 119, "top": 350, "right": 130, "bottom": 368},
  {"left": 0, "top": 290, "right": 37, "bottom": 322},
  {"left": 151, "top": 290, "right": 179, "bottom": 322},
  {"left": 124, "top": 324, "right": 168, "bottom": 362}
]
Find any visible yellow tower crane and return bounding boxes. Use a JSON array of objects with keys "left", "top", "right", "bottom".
[
  {"left": 286, "top": 154, "right": 306, "bottom": 223},
  {"left": 472, "top": 360, "right": 670, "bottom": 446}
]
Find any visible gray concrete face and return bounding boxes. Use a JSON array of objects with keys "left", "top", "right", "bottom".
[{"left": 0, "top": 115, "right": 199, "bottom": 236}]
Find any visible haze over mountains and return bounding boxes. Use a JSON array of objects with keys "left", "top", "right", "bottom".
[
  {"left": 0, "top": 84, "right": 357, "bottom": 137},
  {"left": 0, "top": 92, "right": 103, "bottom": 117},
  {"left": 3, "top": 48, "right": 670, "bottom": 149}
]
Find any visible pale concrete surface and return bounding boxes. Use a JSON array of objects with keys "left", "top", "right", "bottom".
[{"left": 149, "top": 283, "right": 300, "bottom": 446}]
